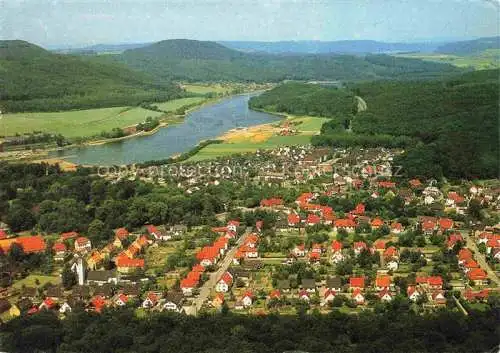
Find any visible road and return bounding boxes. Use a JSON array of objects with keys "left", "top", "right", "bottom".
[
  {"left": 186, "top": 229, "right": 251, "bottom": 315},
  {"left": 464, "top": 230, "right": 500, "bottom": 287}
]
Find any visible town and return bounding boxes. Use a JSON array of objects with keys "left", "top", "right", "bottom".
[{"left": 0, "top": 146, "right": 498, "bottom": 321}]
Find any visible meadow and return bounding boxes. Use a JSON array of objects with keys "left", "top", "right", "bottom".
[
  {"left": 181, "top": 83, "right": 232, "bottom": 95},
  {"left": 395, "top": 49, "right": 500, "bottom": 70},
  {"left": 0, "top": 97, "right": 207, "bottom": 139},
  {"left": 188, "top": 116, "right": 329, "bottom": 161}
]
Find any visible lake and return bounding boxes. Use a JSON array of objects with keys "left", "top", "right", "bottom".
[{"left": 49, "top": 93, "right": 279, "bottom": 165}]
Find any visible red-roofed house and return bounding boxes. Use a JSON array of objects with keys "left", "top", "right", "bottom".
[
  {"left": 255, "top": 220, "right": 263, "bottom": 232},
  {"left": 39, "top": 298, "right": 56, "bottom": 311},
  {"left": 0, "top": 229, "right": 7, "bottom": 240},
  {"left": 378, "top": 181, "right": 396, "bottom": 189},
  {"left": 391, "top": 222, "right": 403, "bottom": 234},
  {"left": 142, "top": 292, "right": 159, "bottom": 308},
  {"left": 180, "top": 278, "right": 197, "bottom": 296},
  {"left": 464, "top": 288, "right": 489, "bottom": 302},
  {"left": 373, "top": 239, "right": 386, "bottom": 252},
  {"left": 446, "top": 192, "right": 465, "bottom": 207},
  {"left": 439, "top": 218, "right": 454, "bottom": 232},
  {"left": 227, "top": 220, "right": 240, "bottom": 232},
  {"left": 353, "top": 203, "right": 365, "bottom": 215},
  {"left": 260, "top": 198, "right": 283, "bottom": 208},
  {"left": 352, "top": 288, "right": 365, "bottom": 304},
  {"left": 16, "top": 236, "right": 47, "bottom": 254},
  {"left": 421, "top": 220, "right": 436, "bottom": 235},
  {"left": 427, "top": 276, "right": 443, "bottom": 290},
  {"left": 458, "top": 248, "right": 473, "bottom": 264},
  {"left": 407, "top": 286, "right": 422, "bottom": 301},
  {"left": 334, "top": 219, "right": 356, "bottom": 232},
  {"left": 324, "top": 289, "right": 336, "bottom": 304},
  {"left": 353, "top": 241, "right": 368, "bottom": 256},
  {"left": 349, "top": 277, "right": 365, "bottom": 290},
  {"left": 307, "top": 214, "right": 321, "bottom": 226},
  {"left": 91, "top": 295, "right": 106, "bottom": 313},
  {"left": 467, "top": 268, "right": 488, "bottom": 285},
  {"left": 216, "top": 272, "right": 233, "bottom": 292},
  {"left": 270, "top": 289, "right": 281, "bottom": 300},
  {"left": 288, "top": 213, "right": 301, "bottom": 227},
  {"left": 115, "top": 255, "right": 145, "bottom": 273},
  {"left": 75, "top": 237, "right": 91, "bottom": 252},
  {"left": 447, "top": 233, "right": 464, "bottom": 249},
  {"left": 242, "top": 291, "right": 254, "bottom": 307},
  {"left": 371, "top": 218, "right": 384, "bottom": 229},
  {"left": 379, "top": 289, "right": 393, "bottom": 302},
  {"left": 298, "top": 290, "right": 310, "bottom": 302},
  {"left": 384, "top": 246, "right": 399, "bottom": 260},
  {"left": 375, "top": 276, "right": 391, "bottom": 291},
  {"left": 61, "top": 231, "right": 79, "bottom": 241},
  {"left": 52, "top": 242, "right": 67, "bottom": 261},
  {"left": 115, "top": 294, "right": 129, "bottom": 307}
]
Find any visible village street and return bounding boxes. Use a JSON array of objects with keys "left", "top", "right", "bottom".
[
  {"left": 186, "top": 228, "right": 252, "bottom": 315},
  {"left": 464, "top": 231, "right": 500, "bottom": 287}
]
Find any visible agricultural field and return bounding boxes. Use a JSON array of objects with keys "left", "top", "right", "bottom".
[
  {"left": 154, "top": 97, "right": 207, "bottom": 112},
  {"left": 11, "top": 274, "right": 61, "bottom": 290},
  {"left": 187, "top": 116, "right": 329, "bottom": 161},
  {"left": 0, "top": 97, "right": 208, "bottom": 139},
  {"left": 395, "top": 49, "right": 500, "bottom": 70},
  {"left": 0, "top": 106, "right": 163, "bottom": 138},
  {"left": 181, "top": 83, "right": 233, "bottom": 95}
]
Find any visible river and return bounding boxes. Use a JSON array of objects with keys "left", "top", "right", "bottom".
[{"left": 49, "top": 93, "right": 279, "bottom": 165}]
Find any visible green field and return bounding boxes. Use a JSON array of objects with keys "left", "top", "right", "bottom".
[
  {"left": 12, "top": 274, "right": 60, "bottom": 290},
  {"left": 155, "top": 97, "right": 207, "bottom": 112},
  {"left": 1, "top": 97, "right": 208, "bottom": 139},
  {"left": 181, "top": 83, "right": 232, "bottom": 95},
  {"left": 395, "top": 50, "right": 500, "bottom": 70},
  {"left": 188, "top": 116, "right": 328, "bottom": 161}
]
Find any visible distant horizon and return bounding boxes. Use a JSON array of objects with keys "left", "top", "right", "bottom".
[
  {"left": 8, "top": 35, "right": 498, "bottom": 51},
  {"left": 2, "top": 0, "right": 497, "bottom": 49}
]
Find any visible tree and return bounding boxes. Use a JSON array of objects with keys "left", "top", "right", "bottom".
[
  {"left": 6, "top": 203, "right": 36, "bottom": 232},
  {"left": 62, "top": 265, "right": 77, "bottom": 289},
  {"left": 87, "top": 219, "right": 112, "bottom": 246},
  {"left": 8, "top": 243, "right": 25, "bottom": 262}
]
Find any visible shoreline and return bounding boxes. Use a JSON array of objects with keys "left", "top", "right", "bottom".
[{"left": 1, "top": 88, "right": 273, "bottom": 167}]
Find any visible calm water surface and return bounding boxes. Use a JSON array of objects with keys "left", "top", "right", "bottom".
[{"left": 49, "top": 93, "right": 279, "bottom": 165}]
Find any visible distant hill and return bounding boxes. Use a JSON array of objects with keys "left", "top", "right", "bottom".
[
  {"left": 0, "top": 40, "right": 181, "bottom": 112},
  {"left": 54, "top": 42, "right": 152, "bottom": 54},
  {"left": 435, "top": 36, "right": 500, "bottom": 55},
  {"left": 219, "top": 40, "right": 440, "bottom": 54},
  {"left": 115, "top": 39, "right": 463, "bottom": 82}
]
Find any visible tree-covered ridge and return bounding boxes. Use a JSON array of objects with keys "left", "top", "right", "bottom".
[
  {"left": 1, "top": 306, "right": 498, "bottom": 353},
  {"left": 352, "top": 69, "right": 499, "bottom": 179},
  {"left": 435, "top": 36, "right": 500, "bottom": 55},
  {"left": 0, "top": 40, "right": 182, "bottom": 113},
  {"left": 114, "top": 39, "right": 463, "bottom": 82},
  {"left": 248, "top": 83, "right": 356, "bottom": 117}
]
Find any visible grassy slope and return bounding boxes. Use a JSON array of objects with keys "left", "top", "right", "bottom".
[{"left": 0, "top": 97, "right": 208, "bottom": 138}]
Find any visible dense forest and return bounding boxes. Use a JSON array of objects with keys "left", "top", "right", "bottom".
[
  {"left": 0, "top": 40, "right": 182, "bottom": 113},
  {"left": 253, "top": 70, "right": 499, "bottom": 180},
  {"left": 1, "top": 304, "right": 498, "bottom": 353},
  {"left": 249, "top": 82, "right": 356, "bottom": 117},
  {"left": 114, "top": 39, "right": 463, "bottom": 82}
]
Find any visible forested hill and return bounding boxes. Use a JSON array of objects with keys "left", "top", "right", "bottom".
[
  {"left": 435, "top": 36, "right": 500, "bottom": 55},
  {"left": 0, "top": 40, "right": 182, "bottom": 113},
  {"left": 252, "top": 70, "right": 499, "bottom": 179},
  {"left": 115, "top": 39, "right": 463, "bottom": 82},
  {"left": 249, "top": 83, "right": 356, "bottom": 117}
]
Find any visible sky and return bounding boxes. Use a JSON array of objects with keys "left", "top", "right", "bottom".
[{"left": 1, "top": 0, "right": 499, "bottom": 48}]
